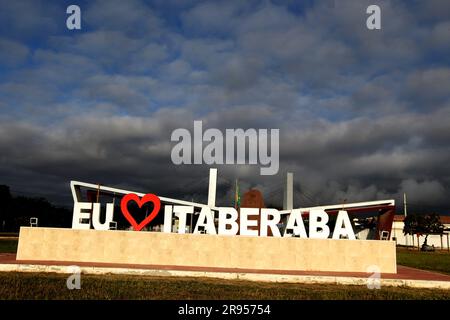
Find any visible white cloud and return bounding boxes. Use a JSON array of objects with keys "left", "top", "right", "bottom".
[{"left": 0, "top": 38, "right": 29, "bottom": 66}]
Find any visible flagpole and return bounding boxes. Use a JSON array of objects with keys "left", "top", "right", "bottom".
[
  {"left": 234, "top": 179, "right": 237, "bottom": 210},
  {"left": 190, "top": 197, "right": 194, "bottom": 233},
  {"left": 235, "top": 179, "right": 239, "bottom": 209}
]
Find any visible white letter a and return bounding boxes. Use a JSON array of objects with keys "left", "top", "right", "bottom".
[
  {"left": 366, "top": 5, "right": 381, "bottom": 30},
  {"left": 66, "top": 5, "right": 81, "bottom": 30}
]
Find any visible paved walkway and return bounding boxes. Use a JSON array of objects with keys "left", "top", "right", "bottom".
[{"left": 1, "top": 253, "right": 449, "bottom": 289}]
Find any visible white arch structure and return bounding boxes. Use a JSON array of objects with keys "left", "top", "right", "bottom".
[{"left": 70, "top": 168, "right": 395, "bottom": 215}]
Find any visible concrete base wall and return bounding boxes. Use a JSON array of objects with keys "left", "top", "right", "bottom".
[{"left": 17, "top": 227, "right": 397, "bottom": 273}]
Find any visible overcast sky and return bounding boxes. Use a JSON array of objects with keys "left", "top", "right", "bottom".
[{"left": 0, "top": 0, "right": 449, "bottom": 212}]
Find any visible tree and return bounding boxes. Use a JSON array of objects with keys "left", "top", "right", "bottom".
[
  {"left": 421, "top": 214, "right": 445, "bottom": 245},
  {"left": 403, "top": 213, "right": 444, "bottom": 247},
  {"left": 0, "top": 185, "right": 72, "bottom": 232},
  {"left": 0, "top": 185, "right": 12, "bottom": 231},
  {"left": 403, "top": 214, "right": 419, "bottom": 237}
]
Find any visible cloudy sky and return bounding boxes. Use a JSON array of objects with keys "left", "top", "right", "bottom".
[{"left": 0, "top": 0, "right": 449, "bottom": 212}]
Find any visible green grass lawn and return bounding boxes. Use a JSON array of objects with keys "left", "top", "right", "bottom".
[
  {"left": 0, "top": 272, "right": 449, "bottom": 300},
  {"left": 0, "top": 238, "right": 18, "bottom": 253},
  {"left": 396, "top": 247, "right": 450, "bottom": 275},
  {"left": 0, "top": 233, "right": 19, "bottom": 237}
]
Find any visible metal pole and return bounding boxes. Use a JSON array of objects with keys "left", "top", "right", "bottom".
[
  {"left": 190, "top": 198, "right": 194, "bottom": 233},
  {"left": 403, "top": 193, "right": 407, "bottom": 217},
  {"left": 404, "top": 193, "right": 408, "bottom": 247},
  {"left": 234, "top": 179, "right": 238, "bottom": 209},
  {"left": 96, "top": 183, "right": 101, "bottom": 203}
]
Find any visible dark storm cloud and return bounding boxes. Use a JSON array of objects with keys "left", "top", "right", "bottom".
[
  {"left": 0, "top": 0, "right": 449, "bottom": 212},
  {"left": 406, "top": 68, "right": 450, "bottom": 108}
]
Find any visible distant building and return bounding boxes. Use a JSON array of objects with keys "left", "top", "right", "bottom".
[{"left": 391, "top": 215, "right": 450, "bottom": 249}]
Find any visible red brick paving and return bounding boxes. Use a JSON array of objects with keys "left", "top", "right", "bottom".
[{"left": 1, "top": 253, "right": 449, "bottom": 282}]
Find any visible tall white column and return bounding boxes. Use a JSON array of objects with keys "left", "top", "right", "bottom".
[
  {"left": 283, "top": 172, "right": 293, "bottom": 210},
  {"left": 208, "top": 168, "right": 217, "bottom": 208}
]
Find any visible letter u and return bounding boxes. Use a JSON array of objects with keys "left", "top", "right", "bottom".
[{"left": 92, "top": 203, "right": 114, "bottom": 230}]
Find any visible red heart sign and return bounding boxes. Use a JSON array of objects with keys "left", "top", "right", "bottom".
[{"left": 120, "top": 193, "right": 161, "bottom": 231}]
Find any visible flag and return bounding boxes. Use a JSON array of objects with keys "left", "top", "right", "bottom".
[{"left": 235, "top": 179, "right": 241, "bottom": 209}]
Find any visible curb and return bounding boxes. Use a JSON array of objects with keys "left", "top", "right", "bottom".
[{"left": 1, "top": 263, "right": 449, "bottom": 290}]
